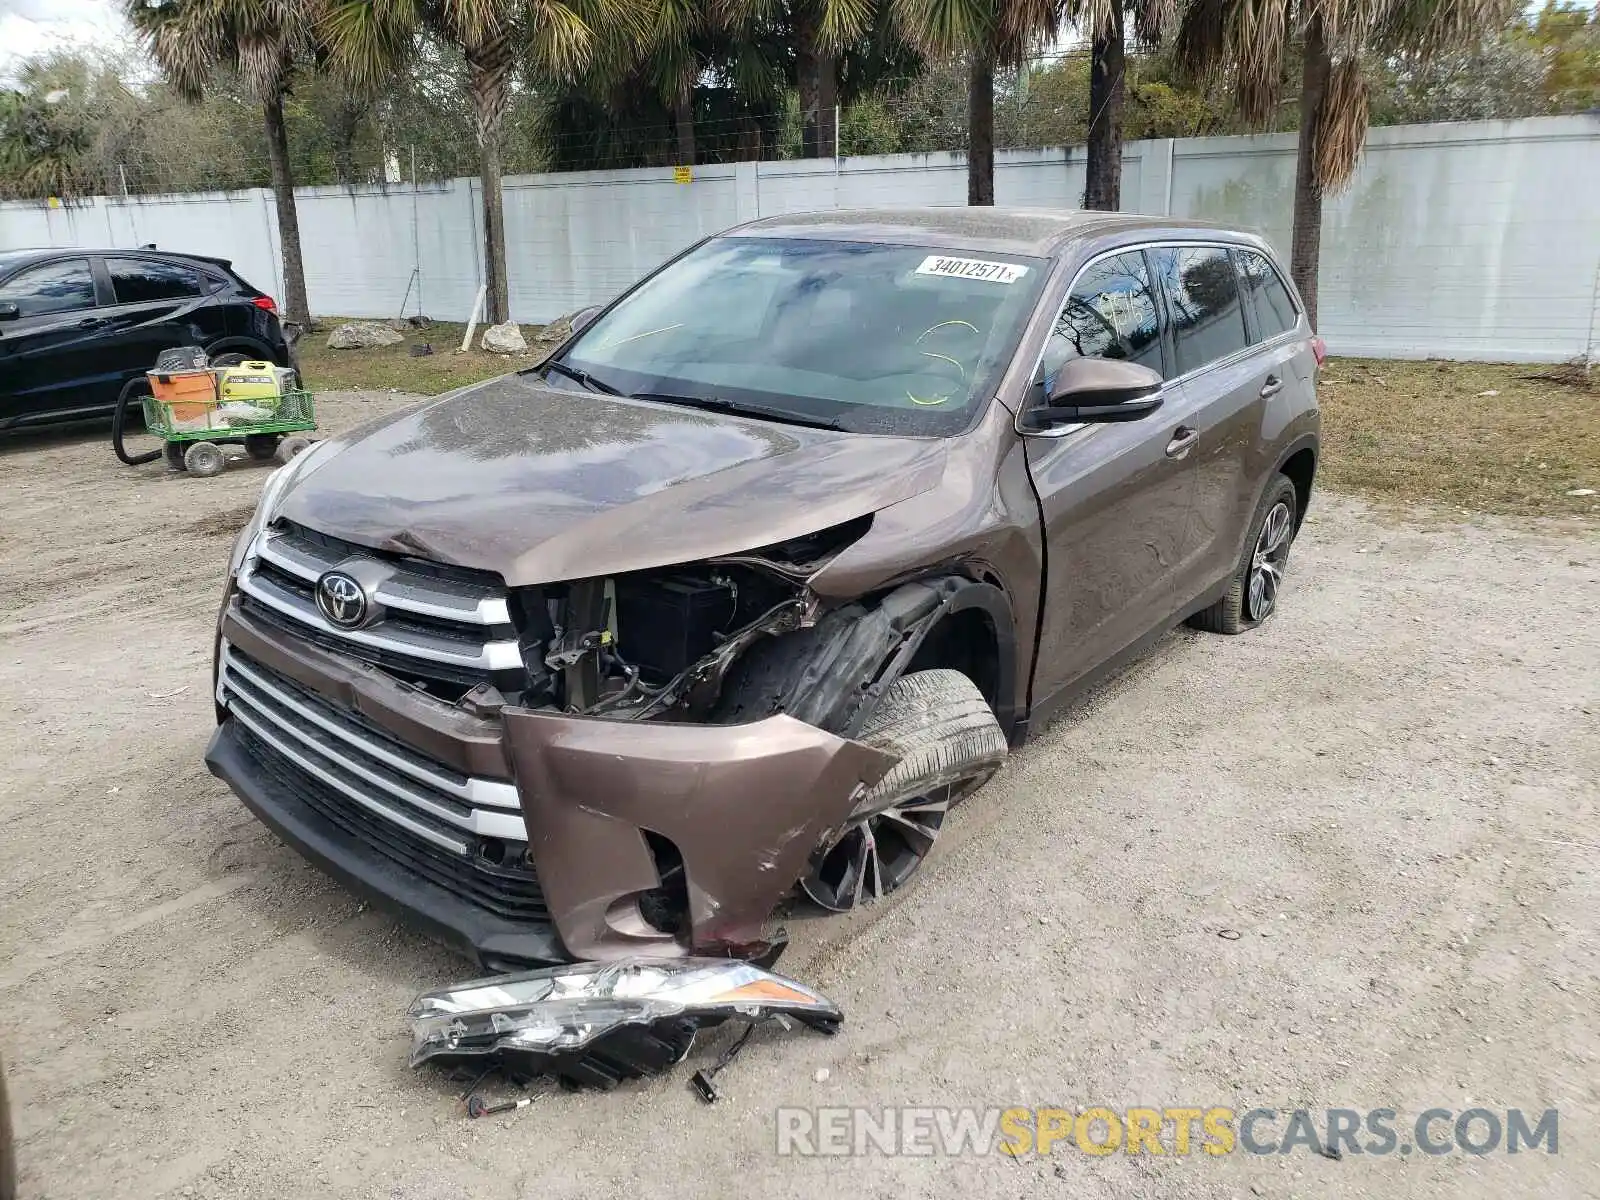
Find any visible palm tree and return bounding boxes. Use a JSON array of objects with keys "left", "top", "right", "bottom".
[
  {"left": 1174, "top": 0, "right": 1513, "bottom": 326},
  {"left": 893, "top": 0, "right": 1063, "bottom": 204},
  {"left": 1082, "top": 0, "right": 1173, "bottom": 210},
  {"left": 0, "top": 88, "right": 92, "bottom": 202},
  {"left": 322, "top": 0, "right": 629, "bottom": 325},
  {"left": 127, "top": 0, "right": 320, "bottom": 324}
]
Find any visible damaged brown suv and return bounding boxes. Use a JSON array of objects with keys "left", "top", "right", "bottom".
[{"left": 208, "top": 209, "right": 1320, "bottom": 968}]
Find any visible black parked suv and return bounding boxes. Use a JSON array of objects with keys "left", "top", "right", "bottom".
[{"left": 0, "top": 247, "right": 295, "bottom": 430}]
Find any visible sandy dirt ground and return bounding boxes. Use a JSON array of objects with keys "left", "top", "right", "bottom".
[{"left": 1, "top": 390, "right": 1596, "bottom": 1200}]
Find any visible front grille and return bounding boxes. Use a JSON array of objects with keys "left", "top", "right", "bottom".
[
  {"left": 219, "top": 644, "right": 547, "bottom": 923},
  {"left": 234, "top": 522, "right": 524, "bottom": 695}
]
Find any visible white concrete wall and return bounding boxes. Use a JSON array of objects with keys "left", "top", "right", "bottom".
[{"left": 3, "top": 116, "right": 1596, "bottom": 361}]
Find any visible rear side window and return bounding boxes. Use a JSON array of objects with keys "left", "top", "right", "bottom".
[
  {"left": 109, "top": 258, "right": 204, "bottom": 304},
  {"left": 1237, "top": 250, "right": 1299, "bottom": 339},
  {"left": 1038, "top": 250, "right": 1163, "bottom": 386},
  {"left": 1150, "top": 245, "right": 1249, "bottom": 377},
  {"left": 0, "top": 258, "right": 96, "bottom": 317}
]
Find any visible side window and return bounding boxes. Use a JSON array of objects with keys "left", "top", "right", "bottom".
[
  {"left": 1237, "top": 250, "right": 1299, "bottom": 340},
  {"left": 1150, "top": 245, "right": 1249, "bottom": 377},
  {"left": 108, "top": 258, "right": 204, "bottom": 304},
  {"left": 1038, "top": 251, "right": 1162, "bottom": 388},
  {"left": 0, "top": 259, "right": 97, "bottom": 318}
]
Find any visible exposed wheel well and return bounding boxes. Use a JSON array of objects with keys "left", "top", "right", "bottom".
[
  {"left": 1280, "top": 447, "right": 1317, "bottom": 531},
  {"left": 902, "top": 607, "right": 1001, "bottom": 715}
]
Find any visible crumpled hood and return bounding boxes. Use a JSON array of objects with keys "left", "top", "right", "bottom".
[{"left": 276, "top": 374, "right": 948, "bottom": 584}]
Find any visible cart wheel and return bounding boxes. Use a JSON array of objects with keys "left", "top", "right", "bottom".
[
  {"left": 276, "top": 435, "right": 312, "bottom": 465},
  {"left": 184, "top": 441, "right": 226, "bottom": 477},
  {"left": 244, "top": 434, "right": 282, "bottom": 461},
  {"left": 164, "top": 441, "right": 188, "bottom": 472}
]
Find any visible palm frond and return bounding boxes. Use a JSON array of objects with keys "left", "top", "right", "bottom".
[
  {"left": 1233, "top": 0, "right": 1288, "bottom": 124},
  {"left": 1371, "top": 0, "right": 1515, "bottom": 59},
  {"left": 1172, "top": 0, "right": 1230, "bottom": 80},
  {"left": 320, "top": 0, "right": 423, "bottom": 91},
  {"left": 1132, "top": 0, "right": 1176, "bottom": 46},
  {"left": 818, "top": 0, "right": 878, "bottom": 50},
  {"left": 1314, "top": 54, "right": 1368, "bottom": 189},
  {"left": 891, "top": 0, "right": 995, "bottom": 58},
  {"left": 523, "top": 0, "right": 598, "bottom": 79}
]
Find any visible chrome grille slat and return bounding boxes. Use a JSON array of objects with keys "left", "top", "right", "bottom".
[
  {"left": 218, "top": 646, "right": 530, "bottom": 847},
  {"left": 258, "top": 526, "right": 511, "bottom": 626},
  {"left": 220, "top": 647, "right": 521, "bottom": 810},
  {"left": 235, "top": 565, "right": 523, "bottom": 673}
]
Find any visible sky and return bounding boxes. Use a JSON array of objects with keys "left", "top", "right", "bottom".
[{"left": 0, "top": 0, "right": 128, "bottom": 85}]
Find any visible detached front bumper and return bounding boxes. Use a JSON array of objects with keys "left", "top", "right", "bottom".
[{"left": 208, "top": 601, "right": 894, "bottom": 967}]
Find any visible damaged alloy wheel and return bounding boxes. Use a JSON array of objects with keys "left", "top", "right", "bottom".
[{"left": 802, "top": 669, "right": 1007, "bottom": 912}]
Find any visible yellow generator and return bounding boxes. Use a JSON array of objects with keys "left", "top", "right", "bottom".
[{"left": 216, "top": 361, "right": 298, "bottom": 405}]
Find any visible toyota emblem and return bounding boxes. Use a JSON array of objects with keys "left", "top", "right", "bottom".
[{"left": 315, "top": 570, "right": 369, "bottom": 628}]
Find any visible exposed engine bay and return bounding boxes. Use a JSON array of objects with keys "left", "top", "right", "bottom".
[{"left": 465, "top": 517, "right": 872, "bottom": 722}]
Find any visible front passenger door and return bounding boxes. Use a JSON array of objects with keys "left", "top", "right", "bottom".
[
  {"left": 0, "top": 258, "right": 106, "bottom": 424},
  {"left": 1023, "top": 249, "right": 1201, "bottom": 705}
]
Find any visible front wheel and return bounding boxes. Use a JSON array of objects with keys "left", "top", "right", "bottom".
[
  {"left": 1188, "top": 475, "right": 1298, "bottom": 634},
  {"left": 801, "top": 669, "right": 1007, "bottom": 912}
]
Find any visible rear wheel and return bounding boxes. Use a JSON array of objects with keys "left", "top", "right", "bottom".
[
  {"left": 207, "top": 351, "right": 250, "bottom": 369},
  {"left": 801, "top": 669, "right": 1007, "bottom": 912},
  {"left": 275, "top": 435, "right": 311, "bottom": 464},
  {"left": 1188, "top": 475, "right": 1298, "bottom": 634},
  {"left": 183, "top": 441, "right": 226, "bottom": 478},
  {"left": 244, "top": 434, "right": 281, "bottom": 461}
]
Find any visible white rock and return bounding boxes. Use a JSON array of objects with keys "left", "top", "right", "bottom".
[
  {"left": 481, "top": 321, "right": 528, "bottom": 354},
  {"left": 326, "top": 321, "right": 404, "bottom": 350},
  {"left": 1567, "top": 488, "right": 1596, "bottom": 497}
]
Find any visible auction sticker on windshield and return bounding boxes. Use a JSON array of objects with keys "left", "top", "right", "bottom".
[{"left": 916, "top": 256, "right": 1029, "bottom": 284}]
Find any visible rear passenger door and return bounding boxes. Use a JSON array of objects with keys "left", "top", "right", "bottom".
[
  {"left": 1147, "top": 244, "right": 1275, "bottom": 596},
  {"left": 0, "top": 257, "right": 107, "bottom": 424},
  {"left": 96, "top": 256, "right": 214, "bottom": 391}
]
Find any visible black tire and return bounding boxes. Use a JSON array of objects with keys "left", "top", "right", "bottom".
[
  {"left": 800, "top": 669, "right": 1006, "bottom": 912},
  {"left": 111, "top": 377, "right": 162, "bottom": 466},
  {"left": 1188, "top": 475, "right": 1298, "bottom": 634},
  {"left": 208, "top": 351, "right": 250, "bottom": 368},
  {"left": 275, "top": 435, "right": 312, "bottom": 464},
  {"left": 853, "top": 669, "right": 1008, "bottom": 814},
  {"left": 184, "top": 441, "right": 227, "bottom": 478},
  {"left": 244, "top": 434, "right": 281, "bottom": 461},
  {"left": 164, "top": 440, "right": 188, "bottom": 472}
]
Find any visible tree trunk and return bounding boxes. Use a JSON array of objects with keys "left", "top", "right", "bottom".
[
  {"left": 968, "top": 50, "right": 995, "bottom": 206},
  {"left": 1083, "top": 6, "right": 1125, "bottom": 211},
  {"left": 796, "top": 5, "right": 837, "bottom": 159},
  {"left": 468, "top": 39, "right": 514, "bottom": 325},
  {"left": 675, "top": 92, "right": 696, "bottom": 165},
  {"left": 1291, "top": 11, "right": 1331, "bottom": 329},
  {"left": 262, "top": 94, "right": 310, "bottom": 326}
]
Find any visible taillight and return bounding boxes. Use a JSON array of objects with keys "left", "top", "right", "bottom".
[
  {"left": 251, "top": 295, "right": 278, "bottom": 314},
  {"left": 1311, "top": 335, "right": 1328, "bottom": 366}
]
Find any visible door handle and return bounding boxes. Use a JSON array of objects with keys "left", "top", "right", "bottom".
[
  {"left": 1165, "top": 426, "right": 1199, "bottom": 458},
  {"left": 1259, "top": 374, "right": 1284, "bottom": 399},
  {"left": 77, "top": 317, "right": 105, "bottom": 329}
]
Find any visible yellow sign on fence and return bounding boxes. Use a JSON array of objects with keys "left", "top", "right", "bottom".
[{"left": 673, "top": 166, "right": 693, "bottom": 184}]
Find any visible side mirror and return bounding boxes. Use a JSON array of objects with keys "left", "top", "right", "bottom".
[
  {"left": 1018, "top": 357, "right": 1164, "bottom": 434},
  {"left": 0, "top": 301, "right": 20, "bottom": 322},
  {"left": 569, "top": 305, "right": 603, "bottom": 335}
]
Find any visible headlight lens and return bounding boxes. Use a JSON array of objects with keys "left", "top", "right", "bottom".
[
  {"left": 227, "top": 440, "right": 337, "bottom": 576},
  {"left": 408, "top": 957, "right": 841, "bottom": 1066}
]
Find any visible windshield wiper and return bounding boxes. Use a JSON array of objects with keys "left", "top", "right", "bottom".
[
  {"left": 629, "top": 391, "right": 847, "bottom": 431},
  {"left": 543, "top": 359, "right": 623, "bottom": 396}
]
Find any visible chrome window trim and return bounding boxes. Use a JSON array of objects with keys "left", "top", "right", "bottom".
[{"left": 1022, "top": 237, "right": 1308, "bottom": 399}]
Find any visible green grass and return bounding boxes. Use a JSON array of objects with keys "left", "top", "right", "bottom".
[
  {"left": 1320, "top": 358, "right": 1597, "bottom": 519},
  {"left": 297, "top": 326, "right": 1600, "bottom": 521},
  {"left": 297, "top": 319, "right": 546, "bottom": 395}
]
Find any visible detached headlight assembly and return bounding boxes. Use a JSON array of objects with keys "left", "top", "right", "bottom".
[{"left": 409, "top": 957, "right": 842, "bottom": 1088}]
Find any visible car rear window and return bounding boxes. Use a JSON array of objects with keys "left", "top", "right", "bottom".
[
  {"left": 109, "top": 258, "right": 204, "bottom": 304},
  {"left": 0, "top": 258, "right": 96, "bottom": 317},
  {"left": 1150, "top": 245, "right": 1250, "bottom": 378},
  {"left": 1237, "top": 250, "right": 1299, "bottom": 339}
]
